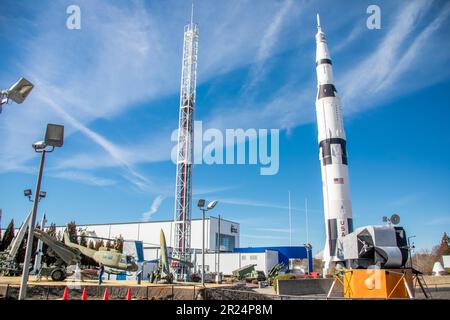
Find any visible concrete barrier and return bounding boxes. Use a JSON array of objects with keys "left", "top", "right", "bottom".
[
  {"left": 277, "top": 278, "right": 342, "bottom": 296},
  {"left": 0, "top": 284, "right": 203, "bottom": 300}
]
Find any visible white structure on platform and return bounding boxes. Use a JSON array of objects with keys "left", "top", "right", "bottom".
[
  {"left": 54, "top": 216, "right": 240, "bottom": 261},
  {"left": 432, "top": 261, "right": 447, "bottom": 276}
]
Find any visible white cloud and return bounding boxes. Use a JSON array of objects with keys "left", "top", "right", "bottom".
[
  {"left": 339, "top": 0, "right": 449, "bottom": 113},
  {"left": 1, "top": 0, "right": 449, "bottom": 194},
  {"left": 0, "top": 0, "right": 304, "bottom": 186},
  {"left": 243, "top": 0, "right": 296, "bottom": 91},
  {"left": 221, "top": 197, "right": 320, "bottom": 213},
  {"left": 425, "top": 216, "right": 450, "bottom": 226},
  {"left": 255, "top": 227, "right": 290, "bottom": 233},
  {"left": 48, "top": 171, "right": 116, "bottom": 187},
  {"left": 142, "top": 195, "right": 165, "bottom": 221},
  {"left": 241, "top": 234, "right": 287, "bottom": 240}
]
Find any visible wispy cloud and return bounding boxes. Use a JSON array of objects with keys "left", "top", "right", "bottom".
[
  {"left": 385, "top": 192, "right": 423, "bottom": 208},
  {"left": 142, "top": 195, "right": 165, "bottom": 221},
  {"left": 425, "top": 216, "right": 450, "bottom": 226},
  {"left": 243, "top": 0, "right": 296, "bottom": 91},
  {"left": 340, "top": 0, "right": 449, "bottom": 113},
  {"left": 48, "top": 171, "right": 116, "bottom": 187},
  {"left": 241, "top": 234, "right": 287, "bottom": 240},
  {"left": 1, "top": 0, "right": 449, "bottom": 196},
  {"left": 221, "top": 197, "right": 321, "bottom": 213},
  {"left": 193, "top": 185, "right": 237, "bottom": 196},
  {"left": 255, "top": 227, "right": 290, "bottom": 233}
]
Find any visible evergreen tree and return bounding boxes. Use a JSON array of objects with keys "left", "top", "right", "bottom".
[
  {"left": 94, "top": 240, "right": 104, "bottom": 250},
  {"left": 79, "top": 232, "right": 88, "bottom": 247},
  {"left": 17, "top": 230, "right": 38, "bottom": 264},
  {"left": 66, "top": 221, "right": 78, "bottom": 243},
  {"left": 42, "top": 222, "right": 57, "bottom": 266},
  {"left": 46, "top": 223, "right": 56, "bottom": 238},
  {"left": 0, "top": 219, "right": 14, "bottom": 251},
  {"left": 114, "top": 235, "right": 124, "bottom": 253},
  {"left": 436, "top": 232, "right": 450, "bottom": 263}
]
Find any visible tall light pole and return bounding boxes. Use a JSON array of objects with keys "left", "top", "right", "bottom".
[
  {"left": 288, "top": 191, "right": 292, "bottom": 246},
  {"left": 19, "top": 124, "right": 64, "bottom": 300},
  {"left": 407, "top": 235, "right": 416, "bottom": 269},
  {"left": 0, "top": 77, "right": 34, "bottom": 114},
  {"left": 197, "top": 199, "right": 218, "bottom": 287},
  {"left": 304, "top": 243, "right": 312, "bottom": 274}
]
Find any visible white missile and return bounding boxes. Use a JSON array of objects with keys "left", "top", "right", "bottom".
[{"left": 314, "top": 14, "right": 353, "bottom": 273}]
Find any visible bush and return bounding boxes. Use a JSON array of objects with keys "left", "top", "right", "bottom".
[{"left": 273, "top": 274, "right": 297, "bottom": 292}]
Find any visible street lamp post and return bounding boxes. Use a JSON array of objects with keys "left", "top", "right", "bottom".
[
  {"left": 197, "top": 199, "right": 218, "bottom": 287},
  {"left": 18, "top": 124, "right": 64, "bottom": 300},
  {"left": 407, "top": 235, "right": 416, "bottom": 269},
  {"left": 304, "top": 243, "right": 312, "bottom": 274}
]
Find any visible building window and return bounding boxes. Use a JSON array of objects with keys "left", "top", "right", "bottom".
[
  {"left": 215, "top": 233, "right": 235, "bottom": 252},
  {"left": 250, "top": 255, "right": 257, "bottom": 261}
]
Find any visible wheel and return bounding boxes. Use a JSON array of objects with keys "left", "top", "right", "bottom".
[{"left": 51, "top": 268, "right": 66, "bottom": 281}]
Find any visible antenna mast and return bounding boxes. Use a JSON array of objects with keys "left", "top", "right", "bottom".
[{"left": 172, "top": 2, "right": 199, "bottom": 281}]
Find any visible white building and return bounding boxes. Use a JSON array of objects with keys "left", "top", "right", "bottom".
[
  {"left": 199, "top": 250, "right": 279, "bottom": 276},
  {"left": 54, "top": 216, "right": 240, "bottom": 261}
]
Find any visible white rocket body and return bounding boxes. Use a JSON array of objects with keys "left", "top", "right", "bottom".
[{"left": 314, "top": 15, "right": 353, "bottom": 272}]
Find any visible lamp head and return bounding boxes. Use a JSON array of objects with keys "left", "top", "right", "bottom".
[
  {"left": 24, "top": 189, "right": 32, "bottom": 197},
  {"left": 32, "top": 141, "right": 47, "bottom": 150},
  {"left": 197, "top": 199, "right": 206, "bottom": 208},
  {"left": 207, "top": 200, "right": 218, "bottom": 210},
  {"left": 44, "top": 123, "right": 64, "bottom": 148},
  {"left": 6, "top": 77, "right": 34, "bottom": 104}
]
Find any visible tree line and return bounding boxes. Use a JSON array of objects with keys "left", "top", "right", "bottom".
[{"left": 0, "top": 219, "right": 124, "bottom": 268}]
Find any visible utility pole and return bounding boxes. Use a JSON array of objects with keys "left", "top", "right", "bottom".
[
  {"left": 217, "top": 215, "right": 221, "bottom": 283},
  {"left": 201, "top": 207, "right": 205, "bottom": 287},
  {"left": 288, "top": 191, "right": 292, "bottom": 246},
  {"left": 305, "top": 198, "right": 309, "bottom": 245}
]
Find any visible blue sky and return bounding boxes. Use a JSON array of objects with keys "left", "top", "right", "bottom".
[{"left": 0, "top": 0, "right": 449, "bottom": 254}]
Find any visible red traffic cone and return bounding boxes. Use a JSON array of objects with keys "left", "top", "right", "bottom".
[
  {"left": 126, "top": 288, "right": 132, "bottom": 301},
  {"left": 62, "top": 287, "right": 69, "bottom": 300},
  {"left": 81, "top": 288, "right": 87, "bottom": 300},
  {"left": 103, "top": 288, "right": 109, "bottom": 300}
]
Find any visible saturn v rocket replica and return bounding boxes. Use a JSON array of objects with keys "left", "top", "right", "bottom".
[{"left": 314, "top": 15, "right": 353, "bottom": 273}]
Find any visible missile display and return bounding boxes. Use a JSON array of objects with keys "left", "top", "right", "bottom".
[{"left": 314, "top": 14, "right": 353, "bottom": 273}]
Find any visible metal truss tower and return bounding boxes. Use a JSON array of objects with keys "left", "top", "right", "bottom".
[{"left": 172, "top": 5, "right": 199, "bottom": 280}]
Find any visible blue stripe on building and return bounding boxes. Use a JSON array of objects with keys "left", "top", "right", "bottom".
[{"left": 233, "top": 246, "right": 313, "bottom": 272}]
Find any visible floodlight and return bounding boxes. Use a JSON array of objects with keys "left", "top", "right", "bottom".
[
  {"left": 5, "top": 78, "right": 34, "bottom": 104},
  {"left": 207, "top": 200, "right": 218, "bottom": 210},
  {"left": 24, "top": 189, "right": 32, "bottom": 197},
  {"left": 197, "top": 199, "right": 205, "bottom": 208},
  {"left": 39, "top": 191, "right": 46, "bottom": 198},
  {"left": 44, "top": 124, "right": 64, "bottom": 147},
  {"left": 32, "top": 141, "right": 46, "bottom": 150}
]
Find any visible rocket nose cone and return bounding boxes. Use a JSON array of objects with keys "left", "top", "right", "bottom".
[{"left": 160, "top": 229, "right": 167, "bottom": 245}]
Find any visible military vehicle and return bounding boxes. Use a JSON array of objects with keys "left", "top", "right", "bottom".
[
  {"left": 148, "top": 229, "right": 193, "bottom": 284},
  {"left": 31, "top": 228, "right": 138, "bottom": 281},
  {"left": 0, "top": 211, "right": 33, "bottom": 276}
]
